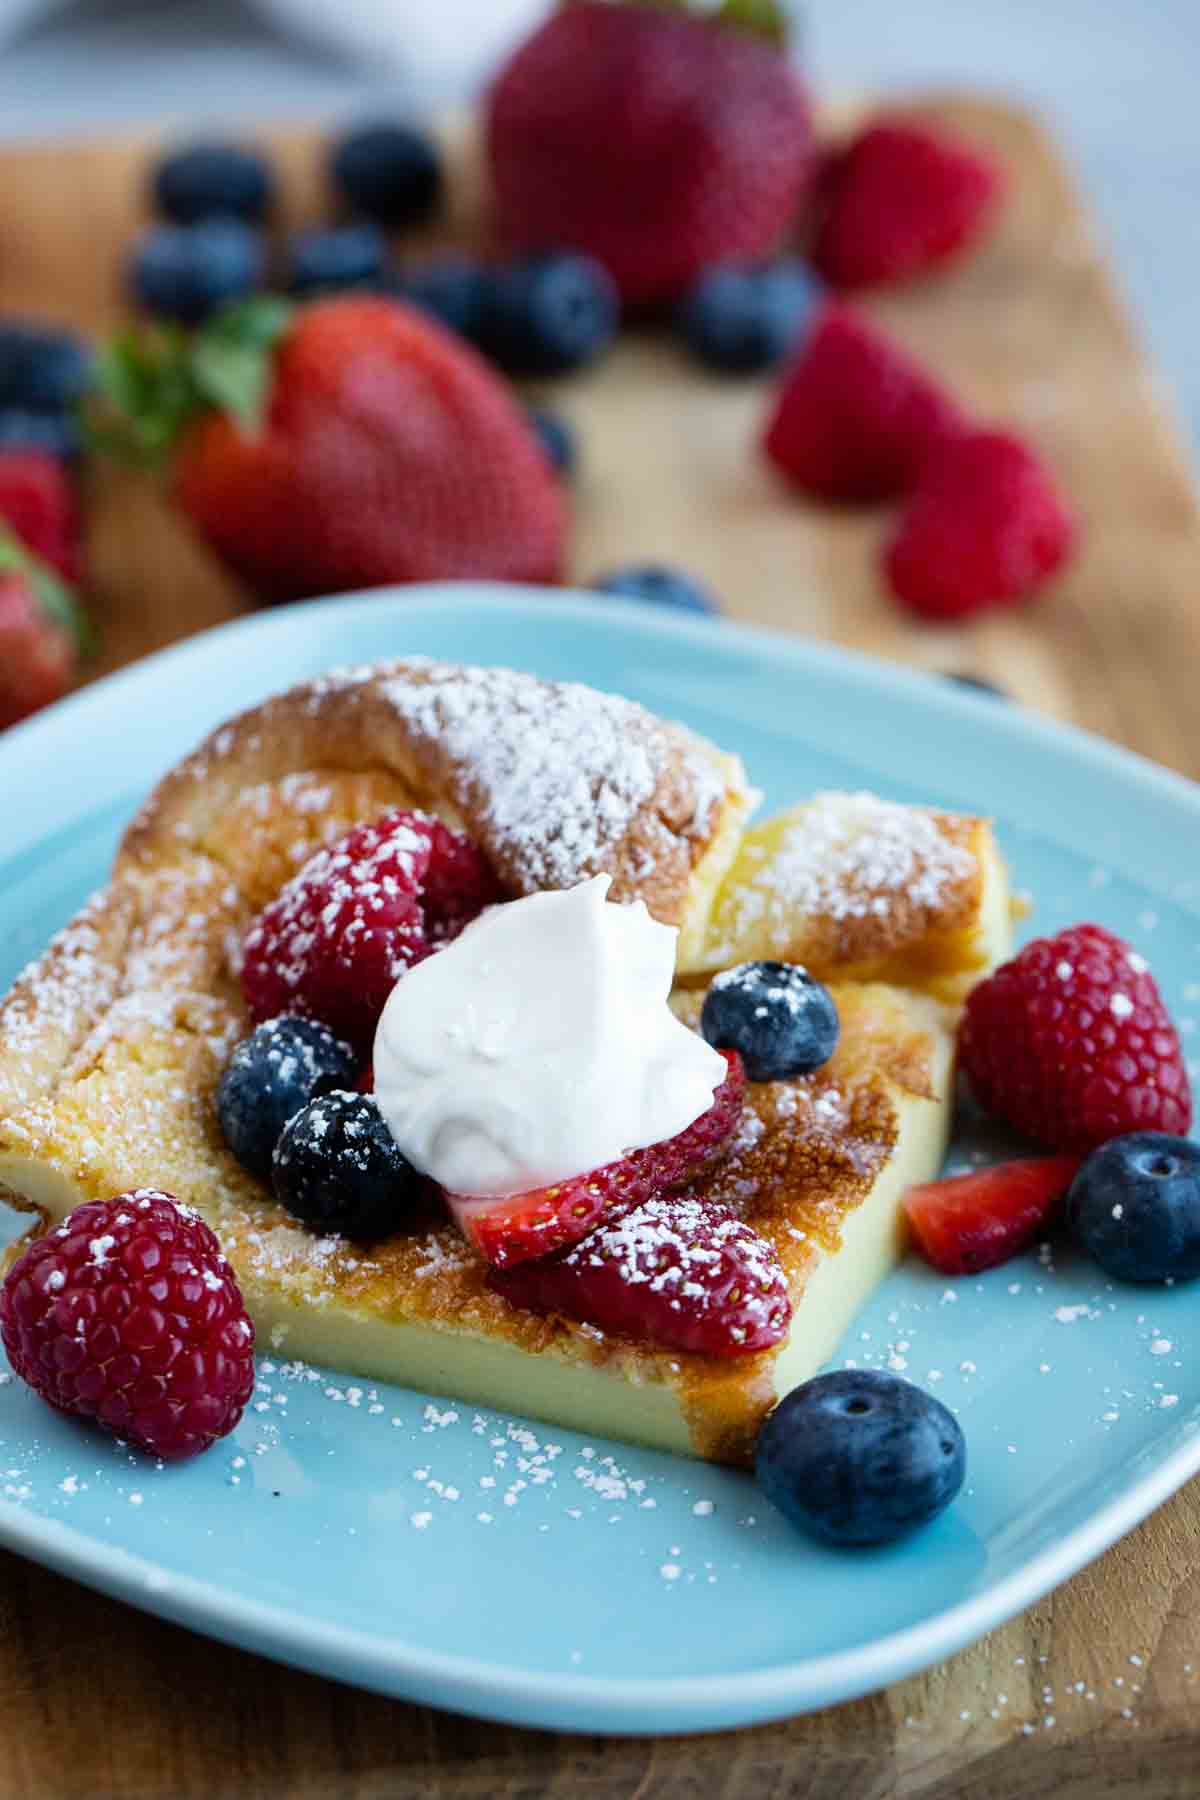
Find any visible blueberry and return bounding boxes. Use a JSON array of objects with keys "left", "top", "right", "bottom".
[
  {"left": 287, "top": 224, "right": 388, "bottom": 298},
  {"left": 481, "top": 253, "right": 618, "bottom": 377},
  {"left": 218, "top": 1015, "right": 358, "bottom": 1180},
  {"left": 0, "top": 409, "right": 82, "bottom": 461},
  {"left": 528, "top": 407, "right": 575, "bottom": 477},
  {"left": 273, "top": 1090, "right": 423, "bottom": 1241},
  {"left": 153, "top": 143, "right": 273, "bottom": 225},
  {"left": 756, "top": 1370, "right": 966, "bottom": 1547},
  {"left": 591, "top": 563, "right": 721, "bottom": 616},
  {"left": 130, "top": 219, "right": 264, "bottom": 326},
  {"left": 701, "top": 961, "right": 839, "bottom": 1082},
  {"left": 944, "top": 672, "right": 1011, "bottom": 701},
  {"left": 1068, "top": 1133, "right": 1200, "bottom": 1283},
  {"left": 0, "top": 324, "right": 91, "bottom": 413},
  {"left": 330, "top": 122, "right": 442, "bottom": 229},
  {"left": 393, "top": 257, "right": 493, "bottom": 342},
  {"left": 677, "top": 258, "right": 818, "bottom": 374}
]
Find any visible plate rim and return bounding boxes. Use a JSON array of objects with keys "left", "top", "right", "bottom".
[{"left": 1, "top": 580, "right": 1199, "bottom": 1733}]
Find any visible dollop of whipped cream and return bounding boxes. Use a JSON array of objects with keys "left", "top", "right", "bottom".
[{"left": 373, "top": 875, "right": 726, "bottom": 1196}]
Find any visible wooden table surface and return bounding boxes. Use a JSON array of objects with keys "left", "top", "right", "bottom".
[{"left": 0, "top": 95, "right": 1199, "bottom": 1800}]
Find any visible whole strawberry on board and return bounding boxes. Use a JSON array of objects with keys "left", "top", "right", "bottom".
[
  {"left": 0, "top": 527, "right": 87, "bottom": 730},
  {"left": 487, "top": 0, "right": 815, "bottom": 309},
  {"left": 89, "top": 295, "right": 568, "bottom": 603}
]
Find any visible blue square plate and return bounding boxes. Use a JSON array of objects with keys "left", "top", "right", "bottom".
[{"left": 1, "top": 586, "right": 1198, "bottom": 1735}]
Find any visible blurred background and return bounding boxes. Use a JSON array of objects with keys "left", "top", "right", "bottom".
[{"left": 0, "top": 0, "right": 1195, "bottom": 445}]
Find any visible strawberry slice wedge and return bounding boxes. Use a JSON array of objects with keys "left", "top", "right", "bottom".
[
  {"left": 491, "top": 1191, "right": 791, "bottom": 1356},
  {"left": 445, "top": 1050, "right": 745, "bottom": 1268},
  {"left": 904, "top": 1156, "right": 1081, "bottom": 1276}
]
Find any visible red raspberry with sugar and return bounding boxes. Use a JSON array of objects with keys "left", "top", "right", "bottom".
[
  {"left": 240, "top": 808, "right": 503, "bottom": 1047},
  {"left": 960, "top": 924, "right": 1192, "bottom": 1153},
  {"left": 0, "top": 1190, "right": 255, "bottom": 1461}
]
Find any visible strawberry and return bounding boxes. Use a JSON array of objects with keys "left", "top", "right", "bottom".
[
  {"left": 904, "top": 1156, "right": 1081, "bottom": 1276},
  {"left": 0, "top": 528, "right": 87, "bottom": 730},
  {"left": 960, "top": 925, "right": 1193, "bottom": 1153},
  {"left": 491, "top": 1191, "right": 790, "bottom": 1356},
  {"left": 763, "top": 305, "right": 964, "bottom": 504},
  {"left": 487, "top": 0, "right": 814, "bottom": 309},
  {"left": 0, "top": 450, "right": 81, "bottom": 583},
  {"left": 884, "top": 428, "right": 1078, "bottom": 620},
  {"left": 813, "top": 119, "right": 1003, "bottom": 290},
  {"left": 90, "top": 295, "right": 568, "bottom": 601},
  {"left": 446, "top": 1049, "right": 745, "bottom": 1268}
]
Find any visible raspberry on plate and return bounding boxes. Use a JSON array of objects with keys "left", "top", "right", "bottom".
[
  {"left": 884, "top": 428, "right": 1078, "bottom": 620},
  {"left": 491, "top": 1190, "right": 790, "bottom": 1356},
  {"left": 240, "top": 808, "right": 503, "bottom": 1048},
  {"left": 762, "top": 305, "right": 963, "bottom": 504},
  {"left": 904, "top": 1155, "right": 1081, "bottom": 1275},
  {"left": 0, "top": 1190, "right": 255, "bottom": 1461},
  {"left": 960, "top": 924, "right": 1193, "bottom": 1153},
  {"left": 813, "top": 118, "right": 1003, "bottom": 290},
  {"left": 445, "top": 1049, "right": 746, "bottom": 1268}
]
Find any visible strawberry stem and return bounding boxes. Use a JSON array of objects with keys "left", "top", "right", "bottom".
[
  {"left": 87, "top": 295, "right": 294, "bottom": 470},
  {"left": 566, "top": 0, "right": 789, "bottom": 45}
]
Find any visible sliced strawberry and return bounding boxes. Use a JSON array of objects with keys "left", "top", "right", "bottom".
[
  {"left": 904, "top": 1156, "right": 1082, "bottom": 1276},
  {"left": 491, "top": 1191, "right": 790, "bottom": 1356},
  {"left": 446, "top": 1050, "right": 745, "bottom": 1268}
]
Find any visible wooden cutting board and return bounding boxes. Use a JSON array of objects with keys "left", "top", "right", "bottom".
[{"left": 1, "top": 95, "right": 1200, "bottom": 1800}]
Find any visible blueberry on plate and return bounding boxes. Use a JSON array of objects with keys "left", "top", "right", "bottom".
[
  {"left": 0, "top": 323, "right": 91, "bottom": 414},
  {"left": 481, "top": 252, "right": 618, "bottom": 377},
  {"left": 701, "top": 960, "right": 839, "bottom": 1082},
  {"left": 393, "top": 256, "right": 494, "bottom": 342},
  {"left": 287, "top": 224, "right": 389, "bottom": 298},
  {"left": 330, "top": 121, "right": 442, "bottom": 229},
  {"left": 273, "top": 1090, "right": 424, "bottom": 1241},
  {"left": 756, "top": 1370, "right": 966, "bottom": 1547},
  {"left": 590, "top": 563, "right": 721, "bottom": 616},
  {"left": 130, "top": 219, "right": 264, "bottom": 326},
  {"left": 1068, "top": 1133, "right": 1200, "bottom": 1282},
  {"left": 527, "top": 406, "right": 575, "bottom": 477},
  {"left": 218, "top": 1015, "right": 358, "bottom": 1180},
  {"left": 152, "top": 142, "right": 274, "bottom": 225},
  {"left": 677, "top": 258, "right": 818, "bottom": 374},
  {"left": 0, "top": 408, "right": 83, "bottom": 461}
]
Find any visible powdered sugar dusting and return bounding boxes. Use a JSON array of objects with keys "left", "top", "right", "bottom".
[
  {"left": 715, "top": 791, "right": 975, "bottom": 953},
  {"left": 381, "top": 661, "right": 713, "bottom": 890}
]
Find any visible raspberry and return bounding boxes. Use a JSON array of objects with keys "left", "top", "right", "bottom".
[
  {"left": 491, "top": 1190, "right": 791, "bottom": 1356},
  {"left": 0, "top": 569, "right": 74, "bottom": 730},
  {"left": 813, "top": 119, "right": 1002, "bottom": 289},
  {"left": 240, "top": 809, "right": 502, "bottom": 1048},
  {"left": 0, "top": 1191, "right": 255, "bottom": 1461},
  {"left": 446, "top": 1050, "right": 746, "bottom": 1268},
  {"left": 904, "top": 1155, "right": 1081, "bottom": 1276},
  {"left": 0, "top": 451, "right": 81, "bottom": 583},
  {"left": 960, "top": 925, "right": 1193, "bottom": 1153},
  {"left": 883, "top": 428, "right": 1078, "bottom": 620},
  {"left": 763, "top": 305, "right": 963, "bottom": 504}
]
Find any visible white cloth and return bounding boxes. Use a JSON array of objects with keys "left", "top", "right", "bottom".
[{"left": 0, "top": 0, "right": 548, "bottom": 89}]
